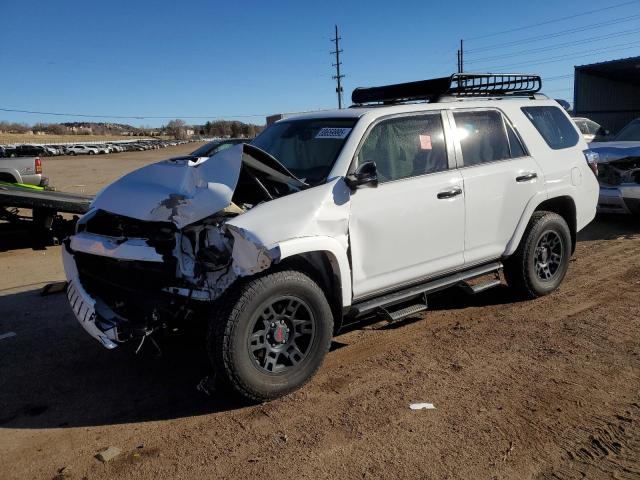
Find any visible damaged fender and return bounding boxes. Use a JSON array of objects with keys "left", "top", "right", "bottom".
[{"left": 226, "top": 178, "right": 352, "bottom": 305}]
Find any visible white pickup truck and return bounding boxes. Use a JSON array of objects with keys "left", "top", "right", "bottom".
[
  {"left": 63, "top": 74, "right": 599, "bottom": 401},
  {"left": 0, "top": 155, "right": 47, "bottom": 186}
]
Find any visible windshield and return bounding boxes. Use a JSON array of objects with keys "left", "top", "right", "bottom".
[
  {"left": 615, "top": 121, "right": 640, "bottom": 141},
  {"left": 250, "top": 118, "right": 356, "bottom": 183}
]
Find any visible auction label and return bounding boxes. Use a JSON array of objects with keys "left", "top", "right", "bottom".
[{"left": 316, "top": 127, "right": 352, "bottom": 139}]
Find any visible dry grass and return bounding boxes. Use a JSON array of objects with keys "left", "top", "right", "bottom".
[{"left": 0, "top": 133, "right": 170, "bottom": 145}]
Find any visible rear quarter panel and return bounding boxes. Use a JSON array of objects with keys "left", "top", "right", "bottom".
[{"left": 502, "top": 102, "right": 598, "bottom": 241}]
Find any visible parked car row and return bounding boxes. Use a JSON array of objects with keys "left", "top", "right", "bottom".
[{"left": 0, "top": 139, "right": 194, "bottom": 157}]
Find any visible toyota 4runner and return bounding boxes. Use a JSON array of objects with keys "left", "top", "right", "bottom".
[{"left": 63, "top": 74, "right": 599, "bottom": 401}]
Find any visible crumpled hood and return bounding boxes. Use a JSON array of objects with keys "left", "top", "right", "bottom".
[
  {"left": 91, "top": 144, "right": 243, "bottom": 228},
  {"left": 589, "top": 141, "right": 640, "bottom": 163}
]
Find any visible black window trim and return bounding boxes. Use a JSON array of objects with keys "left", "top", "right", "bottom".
[
  {"left": 447, "top": 107, "right": 531, "bottom": 170},
  {"left": 350, "top": 110, "right": 455, "bottom": 185}
]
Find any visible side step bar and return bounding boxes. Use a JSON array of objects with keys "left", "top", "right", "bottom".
[{"left": 352, "top": 261, "right": 503, "bottom": 318}]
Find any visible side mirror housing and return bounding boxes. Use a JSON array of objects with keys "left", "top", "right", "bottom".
[{"left": 346, "top": 161, "right": 379, "bottom": 189}]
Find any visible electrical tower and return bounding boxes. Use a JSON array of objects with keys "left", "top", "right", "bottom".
[
  {"left": 457, "top": 39, "right": 464, "bottom": 73},
  {"left": 331, "top": 25, "right": 345, "bottom": 109}
]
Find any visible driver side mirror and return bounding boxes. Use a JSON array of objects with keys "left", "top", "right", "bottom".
[{"left": 346, "top": 161, "right": 379, "bottom": 189}]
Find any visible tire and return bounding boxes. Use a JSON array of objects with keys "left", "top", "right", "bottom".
[
  {"left": 208, "top": 269, "right": 334, "bottom": 401},
  {"left": 504, "top": 211, "right": 572, "bottom": 299},
  {"left": 70, "top": 151, "right": 76, "bottom": 156},
  {"left": 89, "top": 150, "right": 95, "bottom": 155}
]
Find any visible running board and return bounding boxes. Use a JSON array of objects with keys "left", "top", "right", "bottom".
[
  {"left": 352, "top": 261, "right": 503, "bottom": 317},
  {"left": 458, "top": 278, "right": 502, "bottom": 295},
  {"left": 382, "top": 296, "right": 428, "bottom": 322}
]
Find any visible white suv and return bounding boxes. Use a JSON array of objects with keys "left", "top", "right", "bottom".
[
  {"left": 62, "top": 74, "right": 599, "bottom": 401},
  {"left": 65, "top": 145, "right": 99, "bottom": 155}
]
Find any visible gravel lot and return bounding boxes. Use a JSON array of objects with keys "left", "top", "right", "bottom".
[{"left": 0, "top": 144, "right": 638, "bottom": 479}]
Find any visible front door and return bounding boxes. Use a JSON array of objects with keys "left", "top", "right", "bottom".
[{"left": 348, "top": 112, "right": 465, "bottom": 299}]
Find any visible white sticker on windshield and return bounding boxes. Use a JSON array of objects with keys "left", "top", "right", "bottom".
[{"left": 316, "top": 127, "right": 352, "bottom": 139}]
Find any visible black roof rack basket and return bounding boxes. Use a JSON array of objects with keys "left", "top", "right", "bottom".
[{"left": 351, "top": 73, "right": 542, "bottom": 105}]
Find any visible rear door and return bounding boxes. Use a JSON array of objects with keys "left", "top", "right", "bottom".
[
  {"left": 348, "top": 111, "right": 465, "bottom": 299},
  {"left": 448, "top": 108, "right": 542, "bottom": 265}
]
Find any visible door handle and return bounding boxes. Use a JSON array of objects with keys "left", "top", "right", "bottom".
[
  {"left": 437, "top": 186, "right": 463, "bottom": 199},
  {"left": 516, "top": 172, "right": 538, "bottom": 182}
]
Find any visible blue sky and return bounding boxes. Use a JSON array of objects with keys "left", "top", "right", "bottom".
[{"left": 1, "top": 0, "right": 639, "bottom": 126}]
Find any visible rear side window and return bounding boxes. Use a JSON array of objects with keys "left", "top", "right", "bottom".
[
  {"left": 358, "top": 113, "right": 448, "bottom": 183},
  {"left": 521, "top": 106, "right": 579, "bottom": 149},
  {"left": 452, "top": 110, "right": 512, "bottom": 165}
]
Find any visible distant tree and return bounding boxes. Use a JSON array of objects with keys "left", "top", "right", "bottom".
[{"left": 166, "top": 119, "right": 187, "bottom": 140}]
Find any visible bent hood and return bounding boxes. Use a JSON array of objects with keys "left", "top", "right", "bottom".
[
  {"left": 91, "top": 145, "right": 243, "bottom": 228},
  {"left": 589, "top": 141, "right": 640, "bottom": 163},
  {"left": 90, "top": 144, "right": 309, "bottom": 229}
]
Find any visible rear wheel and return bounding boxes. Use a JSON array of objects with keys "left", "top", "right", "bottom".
[
  {"left": 208, "top": 269, "right": 333, "bottom": 401},
  {"left": 504, "top": 211, "right": 572, "bottom": 298},
  {"left": 88, "top": 150, "right": 95, "bottom": 155}
]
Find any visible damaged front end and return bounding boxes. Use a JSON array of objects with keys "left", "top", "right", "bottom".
[
  {"left": 63, "top": 144, "right": 301, "bottom": 349},
  {"left": 594, "top": 147, "right": 640, "bottom": 215}
]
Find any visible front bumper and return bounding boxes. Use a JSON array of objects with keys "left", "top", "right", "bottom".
[
  {"left": 597, "top": 184, "right": 640, "bottom": 215},
  {"left": 62, "top": 248, "right": 118, "bottom": 349}
]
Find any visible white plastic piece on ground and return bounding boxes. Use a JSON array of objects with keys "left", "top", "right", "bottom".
[{"left": 409, "top": 402, "right": 436, "bottom": 410}]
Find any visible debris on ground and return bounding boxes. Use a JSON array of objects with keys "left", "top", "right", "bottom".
[
  {"left": 52, "top": 466, "right": 71, "bottom": 479},
  {"left": 95, "top": 446, "right": 121, "bottom": 463},
  {"left": 40, "top": 281, "right": 67, "bottom": 296},
  {"left": 409, "top": 402, "right": 436, "bottom": 410},
  {"left": 196, "top": 375, "right": 216, "bottom": 396}
]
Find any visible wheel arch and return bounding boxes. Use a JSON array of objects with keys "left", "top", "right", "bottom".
[
  {"left": 0, "top": 170, "right": 21, "bottom": 183},
  {"left": 505, "top": 193, "right": 578, "bottom": 257},
  {"left": 275, "top": 237, "right": 352, "bottom": 332}
]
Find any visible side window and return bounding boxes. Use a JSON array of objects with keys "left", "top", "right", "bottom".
[
  {"left": 586, "top": 120, "right": 601, "bottom": 135},
  {"left": 574, "top": 120, "right": 588, "bottom": 134},
  {"left": 521, "top": 106, "right": 579, "bottom": 149},
  {"left": 452, "top": 110, "right": 511, "bottom": 166},
  {"left": 358, "top": 113, "right": 448, "bottom": 183}
]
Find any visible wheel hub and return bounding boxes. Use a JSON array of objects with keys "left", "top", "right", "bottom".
[
  {"left": 268, "top": 320, "right": 290, "bottom": 346},
  {"left": 247, "top": 296, "right": 316, "bottom": 374},
  {"left": 534, "top": 230, "right": 563, "bottom": 281}
]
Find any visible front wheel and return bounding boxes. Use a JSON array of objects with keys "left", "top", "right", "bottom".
[
  {"left": 208, "top": 269, "right": 334, "bottom": 401},
  {"left": 504, "top": 211, "right": 572, "bottom": 298}
]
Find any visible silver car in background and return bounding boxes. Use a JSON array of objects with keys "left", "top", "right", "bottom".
[{"left": 589, "top": 118, "right": 640, "bottom": 216}]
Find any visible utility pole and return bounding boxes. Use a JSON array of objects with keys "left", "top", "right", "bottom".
[
  {"left": 459, "top": 39, "right": 464, "bottom": 73},
  {"left": 457, "top": 49, "right": 461, "bottom": 73},
  {"left": 331, "top": 25, "right": 345, "bottom": 109}
]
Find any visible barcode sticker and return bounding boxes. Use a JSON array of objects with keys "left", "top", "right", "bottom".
[{"left": 316, "top": 127, "right": 352, "bottom": 139}]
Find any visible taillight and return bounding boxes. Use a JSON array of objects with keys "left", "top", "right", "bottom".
[
  {"left": 583, "top": 149, "right": 598, "bottom": 177},
  {"left": 35, "top": 157, "right": 42, "bottom": 174}
]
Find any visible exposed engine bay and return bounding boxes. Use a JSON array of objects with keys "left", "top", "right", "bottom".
[{"left": 598, "top": 156, "right": 640, "bottom": 187}]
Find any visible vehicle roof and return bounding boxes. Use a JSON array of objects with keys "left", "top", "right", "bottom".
[{"left": 283, "top": 95, "right": 557, "bottom": 123}]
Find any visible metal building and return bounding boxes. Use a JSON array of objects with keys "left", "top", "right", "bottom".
[{"left": 573, "top": 56, "right": 640, "bottom": 134}]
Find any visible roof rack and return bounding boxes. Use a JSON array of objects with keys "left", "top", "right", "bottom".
[{"left": 351, "top": 73, "right": 542, "bottom": 105}]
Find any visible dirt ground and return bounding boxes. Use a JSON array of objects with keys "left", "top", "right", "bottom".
[{"left": 0, "top": 145, "right": 638, "bottom": 479}]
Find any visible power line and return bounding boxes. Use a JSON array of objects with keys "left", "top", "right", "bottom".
[
  {"left": 477, "top": 40, "right": 640, "bottom": 70},
  {"left": 465, "top": 0, "right": 640, "bottom": 41},
  {"left": 0, "top": 107, "right": 268, "bottom": 120},
  {"left": 466, "top": 13, "right": 640, "bottom": 53},
  {"left": 545, "top": 74, "right": 573, "bottom": 81},
  {"left": 466, "top": 28, "right": 640, "bottom": 64}
]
